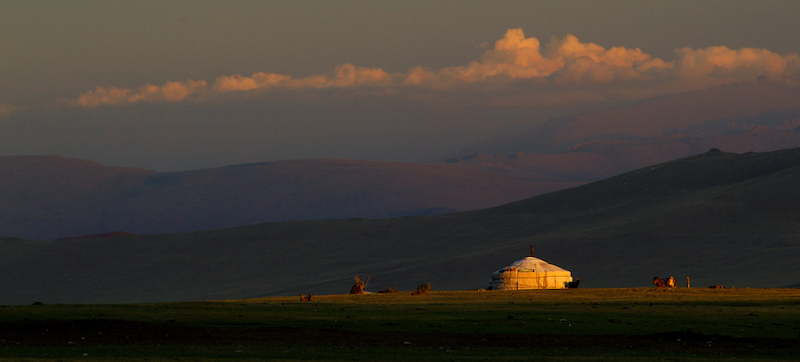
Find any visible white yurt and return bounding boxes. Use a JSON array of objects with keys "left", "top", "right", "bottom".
[{"left": 490, "top": 250, "right": 573, "bottom": 290}]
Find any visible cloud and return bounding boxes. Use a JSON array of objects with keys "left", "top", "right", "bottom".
[
  {"left": 70, "top": 80, "right": 208, "bottom": 107},
  {"left": 0, "top": 104, "right": 19, "bottom": 116},
  {"left": 674, "top": 46, "right": 800, "bottom": 82},
  {"left": 66, "top": 29, "right": 800, "bottom": 108},
  {"left": 212, "top": 64, "right": 394, "bottom": 93},
  {"left": 401, "top": 30, "right": 671, "bottom": 87},
  {"left": 68, "top": 65, "right": 395, "bottom": 108}
]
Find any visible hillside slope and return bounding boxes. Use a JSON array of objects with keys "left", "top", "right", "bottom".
[{"left": 2, "top": 148, "right": 799, "bottom": 304}]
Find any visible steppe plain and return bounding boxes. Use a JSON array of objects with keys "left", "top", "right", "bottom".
[{"left": 2, "top": 288, "right": 799, "bottom": 361}]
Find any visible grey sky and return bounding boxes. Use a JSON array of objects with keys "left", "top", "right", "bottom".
[{"left": 2, "top": 1, "right": 799, "bottom": 170}]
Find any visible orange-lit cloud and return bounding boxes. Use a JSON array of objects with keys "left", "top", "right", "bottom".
[
  {"left": 400, "top": 30, "right": 671, "bottom": 87},
  {"left": 674, "top": 46, "right": 800, "bottom": 82},
  {"left": 70, "top": 80, "right": 207, "bottom": 108},
  {"left": 212, "top": 64, "right": 394, "bottom": 93},
  {"left": 0, "top": 104, "right": 19, "bottom": 116},
  {"left": 66, "top": 29, "right": 800, "bottom": 108}
]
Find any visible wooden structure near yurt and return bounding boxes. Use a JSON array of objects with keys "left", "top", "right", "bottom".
[{"left": 490, "top": 247, "right": 573, "bottom": 290}]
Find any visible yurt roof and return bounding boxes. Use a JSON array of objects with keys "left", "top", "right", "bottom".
[{"left": 495, "top": 256, "right": 570, "bottom": 273}]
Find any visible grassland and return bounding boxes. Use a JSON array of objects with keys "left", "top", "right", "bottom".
[
  {"left": 6, "top": 148, "right": 800, "bottom": 305},
  {"left": 2, "top": 288, "right": 799, "bottom": 361}
]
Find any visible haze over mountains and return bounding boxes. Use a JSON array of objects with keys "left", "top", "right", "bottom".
[
  {"left": 452, "top": 82, "right": 800, "bottom": 181},
  {"left": 454, "top": 82, "right": 800, "bottom": 156},
  {"left": 3, "top": 147, "right": 800, "bottom": 304},
  {"left": 1, "top": 82, "right": 799, "bottom": 241}
]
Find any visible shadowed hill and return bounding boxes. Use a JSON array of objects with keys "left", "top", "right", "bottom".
[
  {"left": 0, "top": 156, "right": 579, "bottom": 240},
  {"left": 2, "top": 148, "right": 799, "bottom": 304}
]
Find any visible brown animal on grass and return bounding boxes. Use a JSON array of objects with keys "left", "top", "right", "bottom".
[
  {"left": 411, "top": 283, "right": 431, "bottom": 295},
  {"left": 653, "top": 276, "right": 677, "bottom": 288},
  {"left": 709, "top": 285, "right": 725, "bottom": 289},
  {"left": 299, "top": 294, "right": 316, "bottom": 301}
]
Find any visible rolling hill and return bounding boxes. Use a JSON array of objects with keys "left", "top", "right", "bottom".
[
  {"left": 2, "top": 147, "right": 799, "bottom": 304},
  {"left": 0, "top": 156, "right": 580, "bottom": 240}
]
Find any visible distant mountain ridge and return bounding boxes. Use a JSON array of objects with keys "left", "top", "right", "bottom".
[
  {"left": 2, "top": 147, "right": 799, "bottom": 304},
  {"left": 0, "top": 156, "right": 579, "bottom": 240},
  {"left": 3, "top": 82, "right": 800, "bottom": 241},
  {"left": 448, "top": 82, "right": 800, "bottom": 182},
  {"left": 449, "top": 82, "right": 800, "bottom": 158},
  {"left": 453, "top": 126, "right": 800, "bottom": 182}
]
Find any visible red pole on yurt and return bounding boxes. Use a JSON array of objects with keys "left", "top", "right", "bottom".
[{"left": 530, "top": 246, "right": 534, "bottom": 257}]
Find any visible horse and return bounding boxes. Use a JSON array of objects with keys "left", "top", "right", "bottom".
[
  {"left": 299, "top": 294, "right": 316, "bottom": 301},
  {"left": 653, "top": 276, "right": 677, "bottom": 288},
  {"left": 411, "top": 283, "right": 431, "bottom": 295}
]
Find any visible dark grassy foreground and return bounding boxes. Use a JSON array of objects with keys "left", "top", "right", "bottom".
[{"left": 1, "top": 288, "right": 799, "bottom": 361}]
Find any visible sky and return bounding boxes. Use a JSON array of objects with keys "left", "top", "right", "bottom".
[{"left": 2, "top": 0, "right": 800, "bottom": 171}]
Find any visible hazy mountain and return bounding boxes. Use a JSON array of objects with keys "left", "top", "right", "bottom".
[
  {"left": 0, "top": 156, "right": 580, "bottom": 240},
  {"left": 0, "top": 156, "right": 157, "bottom": 240},
  {"left": 2, "top": 147, "right": 799, "bottom": 304},
  {"left": 453, "top": 126, "right": 800, "bottom": 182},
  {"left": 5, "top": 82, "right": 799, "bottom": 241},
  {"left": 448, "top": 82, "right": 800, "bottom": 181},
  {"left": 451, "top": 82, "right": 800, "bottom": 157}
]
